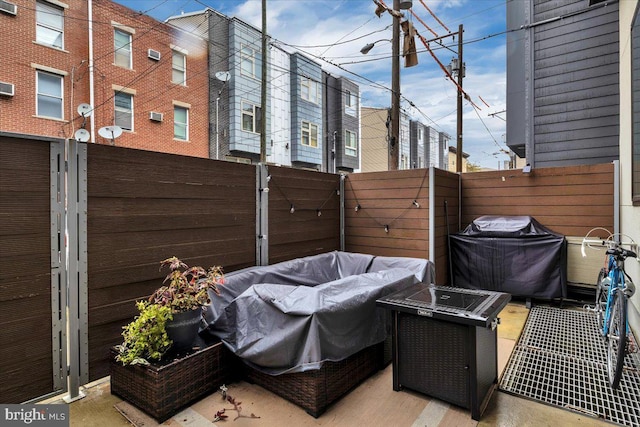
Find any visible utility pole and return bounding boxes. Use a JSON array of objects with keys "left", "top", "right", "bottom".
[
  {"left": 389, "top": 0, "right": 401, "bottom": 171},
  {"left": 260, "top": 0, "right": 267, "bottom": 163},
  {"left": 455, "top": 24, "right": 463, "bottom": 173}
]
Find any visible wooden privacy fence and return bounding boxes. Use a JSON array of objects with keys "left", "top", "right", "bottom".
[
  {"left": 86, "top": 144, "right": 257, "bottom": 380},
  {"left": 86, "top": 146, "right": 342, "bottom": 381},
  {"left": 0, "top": 131, "right": 617, "bottom": 403},
  {"left": 0, "top": 134, "right": 66, "bottom": 403},
  {"left": 344, "top": 168, "right": 460, "bottom": 285},
  {"left": 267, "top": 166, "right": 341, "bottom": 264},
  {"left": 460, "top": 163, "right": 615, "bottom": 237}
]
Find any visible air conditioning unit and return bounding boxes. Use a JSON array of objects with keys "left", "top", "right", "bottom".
[
  {"left": 149, "top": 111, "right": 163, "bottom": 122},
  {"left": 148, "top": 49, "right": 161, "bottom": 61},
  {"left": 0, "top": 0, "right": 17, "bottom": 15},
  {"left": 0, "top": 81, "right": 14, "bottom": 97}
]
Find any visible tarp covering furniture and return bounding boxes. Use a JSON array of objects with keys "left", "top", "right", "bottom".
[
  {"left": 201, "top": 251, "right": 432, "bottom": 416},
  {"left": 202, "top": 251, "right": 432, "bottom": 375},
  {"left": 449, "top": 216, "right": 567, "bottom": 299}
]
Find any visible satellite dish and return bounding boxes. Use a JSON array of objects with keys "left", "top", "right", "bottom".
[
  {"left": 74, "top": 128, "right": 90, "bottom": 142},
  {"left": 77, "top": 103, "right": 93, "bottom": 117},
  {"left": 215, "top": 71, "right": 230, "bottom": 82},
  {"left": 98, "top": 125, "right": 123, "bottom": 144}
]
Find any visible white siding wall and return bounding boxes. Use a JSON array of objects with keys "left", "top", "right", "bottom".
[{"left": 268, "top": 46, "right": 291, "bottom": 166}]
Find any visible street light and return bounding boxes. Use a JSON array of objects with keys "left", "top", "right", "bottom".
[{"left": 360, "top": 39, "right": 391, "bottom": 55}]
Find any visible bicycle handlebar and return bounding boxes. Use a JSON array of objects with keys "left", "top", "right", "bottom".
[{"left": 581, "top": 228, "right": 639, "bottom": 262}]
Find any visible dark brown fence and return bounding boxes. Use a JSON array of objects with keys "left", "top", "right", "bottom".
[
  {"left": 267, "top": 166, "right": 341, "bottom": 264},
  {"left": 460, "top": 163, "right": 615, "bottom": 237},
  {"left": 86, "top": 145, "right": 256, "bottom": 380},
  {"left": 0, "top": 135, "right": 59, "bottom": 402}
]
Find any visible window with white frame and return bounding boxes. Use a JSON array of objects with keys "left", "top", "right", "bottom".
[
  {"left": 345, "top": 130, "right": 357, "bottom": 156},
  {"left": 345, "top": 90, "right": 357, "bottom": 116},
  {"left": 114, "top": 92, "right": 133, "bottom": 131},
  {"left": 240, "top": 45, "right": 256, "bottom": 78},
  {"left": 301, "top": 77, "right": 320, "bottom": 104},
  {"left": 174, "top": 106, "right": 188, "bottom": 140},
  {"left": 36, "top": 1, "right": 64, "bottom": 49},
  {"left": 36, "top": 71, "right": 63, "bottom": 119},
  {"left": 301, "top": 121, "right": 318, "bottom": 147},
  {"left": 172, "top": 51, "right": 186, "bottom": 85},
  {"left": 241, "top": 101, "right": 261, "bottom": 133},
  {"left": 114, "top": 29, "right": 132, "bottom": 69}
]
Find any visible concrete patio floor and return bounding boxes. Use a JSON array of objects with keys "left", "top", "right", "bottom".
[{"left": 48, "top": 301, "right": 613, "bottom": 427}]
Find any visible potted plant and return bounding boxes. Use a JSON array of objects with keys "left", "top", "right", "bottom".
[{"left": 115, "top": 256, "right": 224, "bottom": 365}]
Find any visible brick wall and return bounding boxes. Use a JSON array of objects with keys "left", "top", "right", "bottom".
[
  {"left": 91, "top": 0, "right": 209, "bottom": 157},
  {"left": 1, "top": 0, "right": 89, "bottom": 139},
  {"left": 1, "top": 0, "right": 209, "bottom": 159}
]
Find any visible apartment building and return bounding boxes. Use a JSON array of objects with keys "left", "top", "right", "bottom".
[
  {"left": 167, "top": 9, "right": 360, "bottom": 172},
  {"left": 447, "top": 146, "right": 469, "bottom": 173},
  {"left": 360, "top": 106, "right": 410, "bottom": 172},
  {"left": 506, "top": 0, "right": 619, "bottom": 167},
  {"left": 410, "top": 121, "right": 449, "bottom": 169},
  {"left": 1, "top": 0, "right": 210, "bottom": 158},
  {"left": 1, "top": 0, "right": 90, "bottom": 139}
]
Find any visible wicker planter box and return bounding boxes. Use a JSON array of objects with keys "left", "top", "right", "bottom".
[
  {"left": 110, "top": 340, "right": 236, "bottom": 422},
  {"left": 243, "top": 342, "right": 384, "bottom": 417}
]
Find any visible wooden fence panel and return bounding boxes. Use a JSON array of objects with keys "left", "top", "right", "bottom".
[
  {"left": 267, "top": 166, "right": 340, "bottom": 264},
  {"left": 87, "top": 145, "right": 256, "bottom": 380},
  {"left": 345, "top": 169, "right": 430, "bottom": 261},
  {"left": 432, "top": 168, "right": 461, "bottom": 285},
  {"left": 460, "top": 163, "right": 615, "bottom": 236},
  {"left": 0, "top": 136, "right": 56, "bottom": 402}
]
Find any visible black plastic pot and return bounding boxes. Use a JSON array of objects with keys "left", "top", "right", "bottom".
[{"left": 165, "top": 307, "right": 202, "bottom": 351}]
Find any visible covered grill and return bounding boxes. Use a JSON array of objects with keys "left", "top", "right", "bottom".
[{"left": 449, "top": 216, "right": 567, "bottom": 299}]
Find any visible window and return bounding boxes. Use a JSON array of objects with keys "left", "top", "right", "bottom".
[
  {"left": 301, "top": 77, "right": 320, "bottom": 104},
  {"left": 174, "top": 106, "right": 188, "bottom": 140},
  {"left": 345, "top": 90, "right": 357, "bottom": 116},
  {"left": 172, "top": 51, "right": 186, "bottom": 85},
  {"left": 633, "top": 8, "right": 640, "bottom": 203},
  {"left": 36, "top": 71, "right": 63, "bottom": 119},
  {"left": 241, "top": 101, "right": 261, "bottom": 133},
  {"left": 345, "top": 130, "right": 357, "bottom": 156},
  {"left": 301, "top": 121, "right": 318, "bottom": 147},
  {"left": 114, "top": 92, "right": 133, "bottom": 131},
  {"left": 114, "top": 29, "right": 132, "bottom": 69},
  {"left": 240, "top": 45, "right": 256, "bottom": 78},
  {"left": 36, "top": 1, "right": 64, "bottom": 49}
]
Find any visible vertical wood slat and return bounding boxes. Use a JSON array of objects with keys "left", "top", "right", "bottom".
[{"left": 0, "top": 136, "right": 56, "bottom": 402}]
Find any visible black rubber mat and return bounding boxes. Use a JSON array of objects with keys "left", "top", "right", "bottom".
[{"left": 499, "top": 306, "right": 640, "bottom": 426}]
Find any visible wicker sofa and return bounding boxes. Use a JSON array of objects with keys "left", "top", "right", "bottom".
[{"left": 201, "top": 251, "right": 432, "bottom": 416}]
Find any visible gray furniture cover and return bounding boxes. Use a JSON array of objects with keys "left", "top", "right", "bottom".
[
  {"left": 449, "top": 216, "right": 567, "bottom": 299},
  {"left": 201, "top": 251, "right": 432, "bottom": 374}
]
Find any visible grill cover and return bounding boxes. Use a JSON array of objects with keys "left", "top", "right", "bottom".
[{"left": 450, "top": 216, "right": 567, "bottom": 299}]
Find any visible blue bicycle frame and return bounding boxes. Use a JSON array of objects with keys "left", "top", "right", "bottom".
[{"left": 601, "top": 254, "right": 622, "bottom": 337}]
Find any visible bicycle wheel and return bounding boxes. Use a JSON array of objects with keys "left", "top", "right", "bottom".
[
  {"left": 606, "top": 290, "right": 627, "bottom": 389},
  {"left": 595, "top": 268, "right": 608, "bottom": 333}
]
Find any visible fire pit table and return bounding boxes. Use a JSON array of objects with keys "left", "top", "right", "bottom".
[{"left": 377, "top": 282, "right": 510, "bottom": 420}]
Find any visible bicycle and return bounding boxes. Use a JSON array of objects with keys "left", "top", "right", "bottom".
[{"left": 582, "top": 228, "right": 638, "bottom": 389}]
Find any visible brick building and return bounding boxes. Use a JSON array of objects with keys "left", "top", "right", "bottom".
[{"left": 1, "top": 0, "right": 209, "bottom": 158}]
